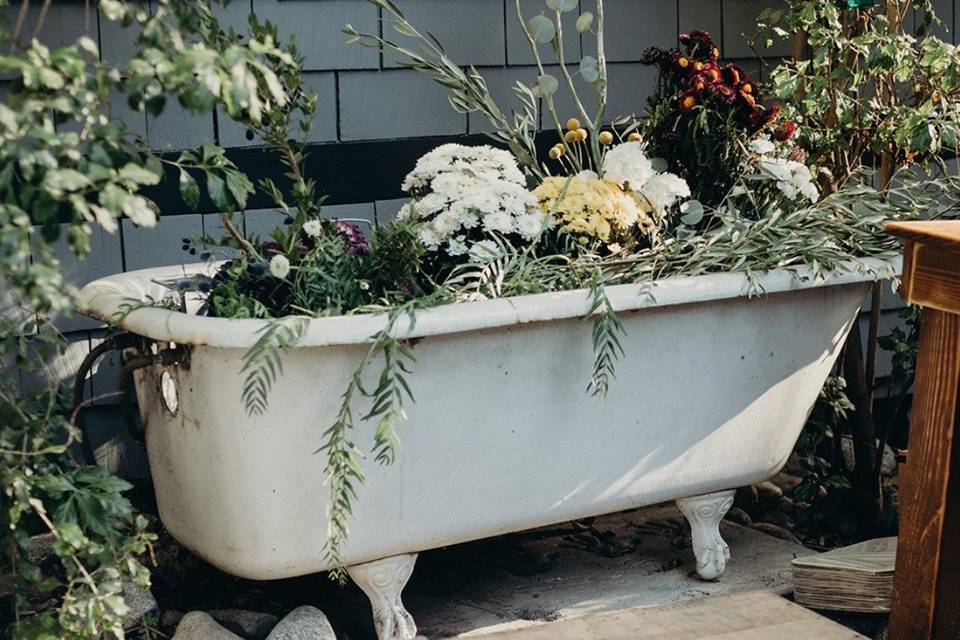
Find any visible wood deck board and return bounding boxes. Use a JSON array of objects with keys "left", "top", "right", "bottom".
[{"left": 465, "top": 592, "right": 867, "bottom": 639}]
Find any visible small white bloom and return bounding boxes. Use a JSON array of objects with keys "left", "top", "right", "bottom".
[
  {"left": 516, "top": 212, "right": 546, "bottom": 240},
  {"left": 483, "top": 210, "right": 515, "bottom": 234},
  {"left": 419, "top": 226, "right": 442, "bottom": 249},
  {"left": 396, "top": 202, "right": 415, "bottom": 221},
  {"left": 641, "top": 172, "right": 691, "bottom": 215},
  {"left": 269, "top": 254, "right": 291, "bottom": 279},
  {"left": 602, "top": 142, "right": 655, "bottom": 190},
  {"left": 748, "top": 135, "right": 776, "bottom": 155},
  {"left": 303, "top": 219, "right": 322, "bottom": 238},
  {"left": 446, "top": 237, "right": 468, "bottom": 256},
  {"left": 433, "top": 210, "right": 460, "bottom": 236}
]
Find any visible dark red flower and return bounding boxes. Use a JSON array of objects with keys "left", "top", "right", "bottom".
[
  {"left": 774, "top": 120, "right": 797, "bottom": 141},
  {"left": 679, "top": 30, "right": 718, "bottom": 60},
  {"left": 707, "top": 82, "right": 736, "bottom": 105},
  {"left": 723, "top": 64, "right": 748, "bottom": 88}
]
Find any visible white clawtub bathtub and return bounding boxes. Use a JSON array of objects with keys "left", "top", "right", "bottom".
[{"left": 78, "top": 259, "right": 890, "bottom": 640}]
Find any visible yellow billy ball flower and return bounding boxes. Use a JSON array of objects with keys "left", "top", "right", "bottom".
[
  {"left": 627, "top": 132, "right": 641, "bottom": 142},
  {"left": 549, "top": 146, "right": 563, "bottom": 160},
  {"left": 564, "top": 130, "right": 579, "bottom": 143},
  {"left": 566, "top": 117, "right": 581, "bottom": 132},
  {"left": 576, "top": 128, "right": 588, "bottom": 142},
  {"left": 598, "top": 131, "right": 614, "bottom": 146}
]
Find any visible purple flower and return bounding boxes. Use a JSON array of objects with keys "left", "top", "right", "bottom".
[{"left": 336, "top": 220, "right": 369, "bottom": 255}]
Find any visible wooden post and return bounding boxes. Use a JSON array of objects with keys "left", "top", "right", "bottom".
[{"left": 886, "top": 221, "right": 960, "bottom": 640}]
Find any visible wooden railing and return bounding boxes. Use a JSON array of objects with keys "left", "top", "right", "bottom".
[{"left": 886, "top": 221, "right": 960, "bottom": 640}]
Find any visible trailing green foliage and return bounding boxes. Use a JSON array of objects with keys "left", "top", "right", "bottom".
[
  {"left": 241, "top": 317, "right": 309, "bottom": 416},
  {"left": 585, "top": 273, "right": 625, "bottom": 400},
  {"left": 317, "top": 303, "right": 418, "bottom": 582}
]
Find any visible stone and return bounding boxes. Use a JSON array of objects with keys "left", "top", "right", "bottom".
[
  {"left": 208, "top": 609, "right": 279, "bottom": 639},
  {"left": 122, "top": 580, "right": 158, "bottom": 627},
  {"left": 755, "top": 481, "right": 784, "bottom": 501},
  {"left": 173, "top": 611, "right": 244, "bottom": 640},
  {"left": 881, "top": 445, "right": 898, "bottom": 477},
  {"left": 770, "top": 471, "right": 803, "bottom": 493},
  {"left": 266, "top": 606, "right": 336, "bottom": 640},
  {"left": 724, "top": 507, "right": 752, "bottom": 527}
]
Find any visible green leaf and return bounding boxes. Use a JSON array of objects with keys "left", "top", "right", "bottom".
[
  {"left": 579, "top": 56, "right": 600, "bottom": 83},
  {"left": 179, "top": 170, "right": 200, "bottom": 210},
  {"left": 546, "top": 0, "right": 578, "bottom": 12},
  {"left": 534, "top": 73, "right": 559, "bottom": 97},
  {"left": 225, "top": 169, "right": 254, "bottom": 208},
  {"left": 528, "top": 15, "right": 556, "bottom": 43},
  {"left": 118, "top": 163, "right": 161, "bottom": 186},
  {"left": 206, "top": 173, "right": 233, "bottom": 211},
  {"left": 680, "top": 200, "right": 705, "bottom": 226},
  {"left": 575, "top": 12, "right": 594, "bottom": 33},
  {"left": 44, "top": 169, "right": 90, "bottom": 193}
]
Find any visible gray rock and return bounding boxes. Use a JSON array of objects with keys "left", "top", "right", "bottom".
[
  {"left": 173, "top": 611, "right": 244, "bottom": 640},
  {"left": 122, "top": 579, "right": 158, "bottom": 627},
  {"left": 266, "top": 606, "right": 335, "bottom": 640},
  {"left": 881, "top": 445, "right": 898, "bottom": 477},
  {"left": 208, "top": 609, "right": 279, "bottom": 639}
]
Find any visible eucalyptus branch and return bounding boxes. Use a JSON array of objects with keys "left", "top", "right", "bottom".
[{"left": 514, "top": 0, "right": 581, "bottom": 172}]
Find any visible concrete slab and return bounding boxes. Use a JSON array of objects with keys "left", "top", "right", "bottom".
[{"left": 307, "top": 504, "right": 814, "bottom": 639}]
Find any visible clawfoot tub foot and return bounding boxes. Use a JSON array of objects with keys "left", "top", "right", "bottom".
[
  {"left": 347, "top": 553, "right": 418, "bottom": 640},
  {"left": 676, "top": 490, "right": 736, "bottom": 581}
]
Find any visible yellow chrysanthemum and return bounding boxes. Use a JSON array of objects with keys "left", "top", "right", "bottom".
[{"left": 533, "top": 176, "right": 655, "bottom": 248}]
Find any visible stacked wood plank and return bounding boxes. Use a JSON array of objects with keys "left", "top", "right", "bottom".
[{"left": 792, "top": 537, "right": 896, "bottom": 613}]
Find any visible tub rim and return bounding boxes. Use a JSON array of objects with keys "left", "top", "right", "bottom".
[{"left": 76, "top": 256, "right": 900, "bottom": 348}]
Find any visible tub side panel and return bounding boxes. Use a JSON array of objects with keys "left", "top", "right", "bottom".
[{"left": 141, "top": 282, "right": 867, "bottom": 579}]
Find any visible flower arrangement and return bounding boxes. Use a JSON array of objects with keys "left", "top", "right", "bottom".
[
  {"left": 641, "top": 30, "right": 786, "bottom": 207},
  {"left": 397, "top": 144, "right": 547, "bottom": 265}
]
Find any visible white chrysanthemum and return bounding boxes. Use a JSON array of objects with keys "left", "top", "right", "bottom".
[
  {"left": 269, "top": 255, "right": 291, "bottom": 279},
  {"left": 643, "top": 172, "right": 691, "bottom": 215},
  {"left": 483, "top": 210, "right": 515, "bottom": 234},
  {"left": 418, "top": 192, "right": 447, "bottom": 215},
  {"left": 749, "top": 136, "right": 776, "bottom": 155},
  {"left": 446, "top": 237, "right": 468, "bottom": 256},
  {"left": 601, "top": 142, "right": 655, "bottom": 190},
  {"left": 433, "top": 210, "right": 460, "bottom": 235},
  {"left": 469, "top": 239, "right": 501, "bottom": 263},
  {"left": 516, "top": 213, "right": 546, "bottom": 240},
  {"left": 419, "top": 226, "right": 442, "bottom": 249},
  {"left": 302, "top": 219, "right": 322, "bottom": 238},
  {"left": 396, "top": 202, "right": 415, "bottom": 221}
]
